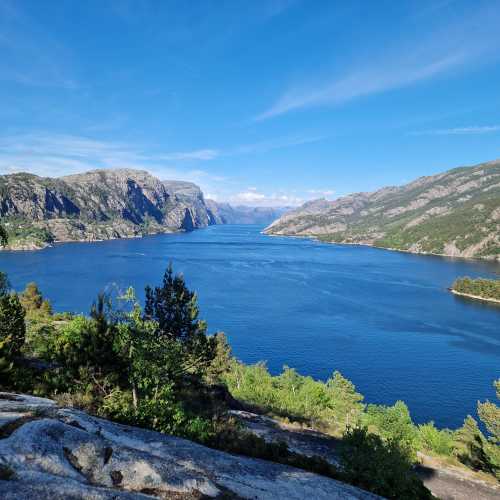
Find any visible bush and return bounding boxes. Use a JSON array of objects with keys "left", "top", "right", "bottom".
[
  {"left": 0, "top": 292, "right": 26, "bottom": 359},
  {"left": 418, "top": 422, "right": 454, "bottom": 455},
  {"left": 340, "top": 427, "right": 433, "bottom": 500},
  {"left": 453, "top": 416, "right": 493, "bottom": 474},
  {"left": 224, "top": 362, "right": 364, "bottom": 431},
  {"left": 364, "top": 401, "right": 418, "bottom": 457},
  {"left": 100, "top": 386, "right": 215, "bottom": 442}
]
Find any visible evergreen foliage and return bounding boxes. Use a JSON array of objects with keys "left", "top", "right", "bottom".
[
  {"left": 340, "top": 427, "right": 433, "bottom": 499},
  {"left": 0, "top": 224, "right": 7, "bottom": 247},
  {"left": 144, "top": 264, "right": 216, "bottom": 381},
  {"left": 20, "top": 282, "right": 53, "bottom": 316},
  {"left": 0, "top": 284, "right": 26, "bottom": 360},
  {"left": 452, "top": 277, "right": 500, "bottom": 301}
]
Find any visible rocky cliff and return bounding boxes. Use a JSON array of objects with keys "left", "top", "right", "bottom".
[
  {"left": 265, "top": 160, "right": 500, "bottom": 260},
  {"left": 0, "top": 169, "right": 217, "bottom": 250},
  {"left": 0, "top": 393, "right": 378, "bottom": 499}
]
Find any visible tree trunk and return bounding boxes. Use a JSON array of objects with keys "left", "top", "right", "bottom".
[{"left": 132, "top": 384, "right": 138, "bottom": 409}]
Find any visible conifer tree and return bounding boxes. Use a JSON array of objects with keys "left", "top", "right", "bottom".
[
  {"left": 144, "top": 264, "right": 216, "bottom": 380},
  {"left": 0, "top": 224, "right": 7, "bottom": 247}
]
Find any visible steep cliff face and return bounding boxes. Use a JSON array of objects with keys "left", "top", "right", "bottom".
[
  {"left": 0, "top": 169, "right": 216, "bottom": 250},
  {"left": 265, "top": 160, "right": 500, "bottom": 260}
]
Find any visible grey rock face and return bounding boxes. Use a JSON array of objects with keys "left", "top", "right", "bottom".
[
  {"left": 0, "top": 169, "right": 217, "bottom": 249},
  {"left": 0, "top": 393, "right": 379, "bottom": 499}
]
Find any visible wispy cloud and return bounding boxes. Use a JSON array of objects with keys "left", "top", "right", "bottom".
[
  {"left": 0, "top": 131, "right": 322, "bottom": 206},
  {"left": 0, "top": 131, "right": 336, "bottom": 208},
  {"left": 255, "top": 4, "right": 500, "bottom": 120},
  {"left": 230, "top": 135, "right": 325, "bottom": 155},
  {"left": 158, "top": 149, "right": 220, "bottom": 161},
  {"left": 0, "top": 131, "right": 324, "bottom": 178},
  {"left": 256, "top": 55, "right": 464, "bottom": 121},
  {"left": 410, "top": 125, "right": 500, "bottom": 136},
  {"left": 0, "top": 133, "right": 213, "bottom": 179}
]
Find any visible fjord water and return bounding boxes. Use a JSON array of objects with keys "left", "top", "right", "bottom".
[{"left": 1, "top": 225, "right": 499, "bottom": 429}]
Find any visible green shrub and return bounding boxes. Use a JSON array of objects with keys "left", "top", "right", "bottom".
[
  {"left": 340, "top": 427, "right": 433, "bottom": 500},
  {"left": 224, "top": 362, "right": 364, "bottom": 431},
  {"left": 0, "top": 292, "right": 26, "bottom": 359},
  {"left": 418, "top": 422, "right": 454, "bottom": 455},
  {"left": 364, "top": 401, "right": 418, "bottom": 457},
  {"left": 453, "top": 416, "right": 492, "bottom": 473}
]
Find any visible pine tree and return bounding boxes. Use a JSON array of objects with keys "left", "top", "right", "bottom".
[
  {"left": 20, "top": 282, "right": 53, "bottom": 316},
  {"left": 0, "top": 293, "right": 26, "bottom": 359},
  {"left": 0, "top": 224, "right": 7, "bottom": 247},
  {"left": 478, "top": 379, "right": 500, "bottom": 444},
  {"left": 144, "top": 264, "right": 216, "bottom": 380}
]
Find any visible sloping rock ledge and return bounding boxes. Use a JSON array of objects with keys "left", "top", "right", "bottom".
[{"left": 0, "top": 393, "right": 378, "bottom": 499}]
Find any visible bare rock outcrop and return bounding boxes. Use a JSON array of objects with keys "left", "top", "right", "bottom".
[{"left": 0, "top": 393, "right": 378, "bottom": 499}]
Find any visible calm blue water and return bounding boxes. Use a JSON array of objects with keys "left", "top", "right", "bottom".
[{"left": 1, "top": 225, "right": 499, "bottom": 429}]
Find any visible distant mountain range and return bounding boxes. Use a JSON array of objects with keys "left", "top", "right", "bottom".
[
  {"left": 265, "top": 160, "right": 500, "bottom": 261},
  {"left": 205, "top": 200, "right": 288, "bottom": 225},
  {"left": 0, "top": 169, "right": 288, "bottom": 250}
]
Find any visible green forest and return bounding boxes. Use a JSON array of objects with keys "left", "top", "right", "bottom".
[
  {"left": 452, "top": 277, "right": 500, "bottom": 301},
  {"left": 1, "top": 263, "right": 499, "bottom": 499}
]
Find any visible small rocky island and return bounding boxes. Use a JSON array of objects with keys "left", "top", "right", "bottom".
[{"left": 450, "top": 277, "right": 500, "bottom": 304}]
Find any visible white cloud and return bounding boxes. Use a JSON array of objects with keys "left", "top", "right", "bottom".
[
  {"left": 411, "top": 125, "right": 500, "bottom": 136},
  {"left": 227, "top": 188, "right": 305, "bottom": 207},
  {"left": 233, "top": 191, "right": 267, "bottom": 203},
  {"left": 307, "top": 188, "right": 335, "bottom": 197}
]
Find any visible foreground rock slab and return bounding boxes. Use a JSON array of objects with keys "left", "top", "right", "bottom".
[
  {"left": 233, "top": 410, "right": 500, "bottom": 500},
  {"left": 0, "top": 393, "right": 378, "bottom": 499}
]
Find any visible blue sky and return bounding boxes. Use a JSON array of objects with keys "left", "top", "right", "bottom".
[{"left": 1, "top": 0, "right": 500, "bottom": 206}]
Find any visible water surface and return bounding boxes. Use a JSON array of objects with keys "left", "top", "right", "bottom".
[{"left": 1, "top": 225, "right": 499, "bottom": 428}]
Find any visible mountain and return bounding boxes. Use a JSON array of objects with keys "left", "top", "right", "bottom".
[
  {"left": 0, "top": 169, "right": 217, "bottom": 250},
  {"left": 205, "top": 200, "right": 289, "bottom": 225},
  {"left": 265, "top": 160, "right": 500, "bottom": 261}
]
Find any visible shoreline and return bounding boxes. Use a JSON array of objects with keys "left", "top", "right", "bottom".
[
  {"left": 263, "top": 231, "right": 500, "bottom": 263},
  {"left": 449, "top": 289, "right": 500, "bottom": 305},
  {"left": 0, "top": 227, "right": 190, "bottom": 253}
]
